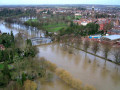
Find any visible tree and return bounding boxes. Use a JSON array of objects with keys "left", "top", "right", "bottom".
[
  {"left": 103, "top": 22, "right": 113, "bottom": 34},
  {"left": 24, "top": 46, "right": 38, "bottom": 57},
  {"left": 21, "top": 73, "right": 27, "bottom": 85},
  {"left": 0, "top": 33, "right": 14, "bottom": 48},
  {"left": 11, "top": 31, "right": 14, "bottom": 43},
  {"left": 86, "top": 23, "right": 99, "bottom": 35},
  {"left": 113, "top": 47, "right": 120, "bottom": 63},
  {"left": 74, "top": 36, "right": 82, "bottom": 48},
  {"left": 92, "top": 41, "right": 99, "bottom": 55},
  {"left": 0, "top": 72, "right": 9, "bottom": 87},
  {"left": 84, "top": 39, "right": 90, "bottom": 52},
  {"left": 26, "top": 39, "right": 32, "bottom": 47},
  {"left": 0, "top": 62, "right": 11, "bottom": 87},
  {"left": 2, "top": 62, "right": 11, "bottom": 79},
  {"left": 102, "top": 42, "right": 111, "bottom": 60}
]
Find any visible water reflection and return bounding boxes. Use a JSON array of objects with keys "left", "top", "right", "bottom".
[
  {"left": 101, "top": 62, "right": 108, "bottom": 79},
  {"left": 0, "top": 21, "right": 45, "bottom": 38},
  {"left": 36, "top": 75, "right": 73, "bottom": 90},
  {"left": 38, "top": 44, "right": 120, "bottom": 90}
]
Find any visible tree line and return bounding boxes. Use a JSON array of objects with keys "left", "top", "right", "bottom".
[
  {"left": 59, "top": 22, "right": 100, "bottom": 36},
  {"left": 59, "top": 35, "right": 120, "bottom": 63}
]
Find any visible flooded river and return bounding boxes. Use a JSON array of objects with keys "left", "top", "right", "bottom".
[
  {"left": 38, "top": 44, "right": 120, "bottom": 90},
  {"left": 0, "top": 21, "right": 73, "bottom": 90},
  {"left": 0, "top": 20, "right": 120, "bottom": 90}
]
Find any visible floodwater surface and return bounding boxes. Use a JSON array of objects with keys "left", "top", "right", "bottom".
[{"left": 38, "top": 44, "right": 120, "bottom": 90}]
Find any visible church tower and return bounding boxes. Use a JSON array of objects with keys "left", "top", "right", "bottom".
[{"left": 92, "top": 6, "right": 95, "bottom": 19}]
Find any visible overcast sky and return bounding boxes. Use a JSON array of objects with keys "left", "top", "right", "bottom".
[{"left": 0, "top": 0, "right": 120, "bottom": 5}]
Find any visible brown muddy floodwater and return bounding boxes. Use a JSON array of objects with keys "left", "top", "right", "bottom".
[
  {"left": 38, "top": 43, "right": 120, "bottom": 90},
  {"left": 37, "top": 75, "right": 73, "bottom": 90}
]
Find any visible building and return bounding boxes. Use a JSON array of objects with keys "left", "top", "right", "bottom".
[
  {"left": 101, "top": 35, "right": 120, "bottom": 41},
  {"left": 89, "top": 35, "right": 102, "bottom": 39},
  {"left": 96, "top": 18, "right": 111, "bottom": 30},
  {"left": 73, "top": 19, "right": 92, "bottom": 26},
  {"left": 108, "top": 29, "right": 120, "bottom": 35},
  {"left": 92, "top": 6, "right": 95, "bottom": 19}
]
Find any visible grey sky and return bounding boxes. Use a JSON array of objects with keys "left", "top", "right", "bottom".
[{"left": 0, "top": 0, "right": 120, "bottom": 5}]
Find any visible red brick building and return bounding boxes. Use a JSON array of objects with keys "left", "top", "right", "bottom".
[
  {"left": 73, "top": 19, "right": 92, "bottom": 26},
  {"left": 96, "top": 18, "right": 111, "bottom": 30}
]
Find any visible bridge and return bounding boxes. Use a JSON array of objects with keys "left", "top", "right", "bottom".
[{"left": 30, "top": 37, "right": 52, "bottom": 46}]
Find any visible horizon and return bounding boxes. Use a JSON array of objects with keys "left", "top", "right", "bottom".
[
  {"left": 0, "top": 0, "right": 120, "bottom": 5},
  {"left": 0, "top": 4, "right": 120, "bottom": 6}
]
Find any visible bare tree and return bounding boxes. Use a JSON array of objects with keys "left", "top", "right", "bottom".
[
  {"left": 113, "top": 47, "right": 120, "bottom": 63},
  {"left": 102, "top": 42, "right": 111, "bottom": 59},
  {"left": 83, "top": 39, "right": 90, "bottom": 52},
  {"left": 75, "top": 36, "right": 82, "bottom": 49},
  {"left": 92, "top": 41, "right": 99, "bottom": 55}
]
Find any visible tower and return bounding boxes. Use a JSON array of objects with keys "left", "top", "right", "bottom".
[
  {"left": 92, "top": 6, "right": 95, "bottom": 19},
  {"left": 92, "top": 6, "right": 94, "bottom": 11}
]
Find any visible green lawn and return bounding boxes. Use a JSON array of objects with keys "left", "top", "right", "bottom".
[
  {"left": 47, "top": 26, "right": 66, "bottom": 32},
  {"left": 26, "top": 19, "right": 38, "bottom": 23},
  {"left": 43, "top": 23, "right": 67, "bottom": 32},
  {"left": 26, "top": 19, "right": 67, "bottom": 32},
  {"left": 75, "top": 15, "right": 82, "bottom": 20}
]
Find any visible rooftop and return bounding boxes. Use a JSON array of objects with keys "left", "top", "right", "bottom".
[{"left": 102, "top": 35, "right": 120, "bottom": 40}]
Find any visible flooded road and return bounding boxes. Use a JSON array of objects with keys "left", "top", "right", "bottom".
[{"left": 38, "top": 44, "right": 120, "bottom": 90}]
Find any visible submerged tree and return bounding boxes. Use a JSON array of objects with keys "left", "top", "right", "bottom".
[
  {"left": 102, "top": 42, "right": 111, "bottom": 60},
  {"left": 83, "top": 39, "right": 90, "bottom": 52},
  {"left": 113, "top": 47, "right": 120, "bottom": 63},
  {"left": 91, "top": 41, "right": 99, "bottom": 55},
  {"left": 74, "top": 36, "right": 82, "bottom": 48}
]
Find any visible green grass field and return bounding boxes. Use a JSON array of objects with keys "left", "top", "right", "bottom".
[
  {"left": 75, "top": 15, "right": 81, "bottom": 20},
  {"left": 43, "top": 23, "right": 67, "bottom": 32},
  {"left": 26, "top": 19, "right": 68, "bottom": 32},
  {"left": 26, "top": 19, "right": 38, "bottom": 23}
]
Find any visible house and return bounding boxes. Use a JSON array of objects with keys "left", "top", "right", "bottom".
[
  {"left": 73, "top": 19, "right": 92, "bottom": 26},
  {"left": 108, "top": 29, "right": 120, "bottom": 35},
  {"left": 0, "top": 44, "right": 5, "bottom": 50},
  {"left": 96, "top": 18, "right": 111, "bottom": 30}
]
